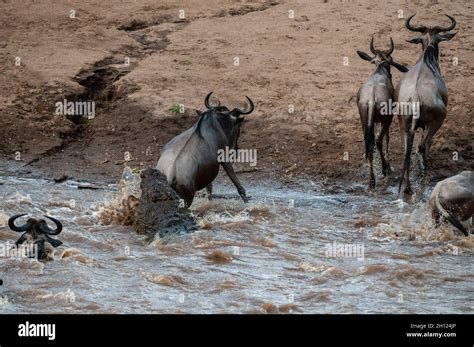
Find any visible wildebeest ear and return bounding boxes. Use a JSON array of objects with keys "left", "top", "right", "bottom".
[
  {"left": 406, "top": 37, "right": 423, "bottom": 44},
  {"left": 45, "top": 235, "right": 63, "bottom": 248},
  {"left": 15, "top": 233, "right": 28, "bottom": 246},
  {"left": 391, "top": 60, "right": 409, "bottom": 73},
  {"left": 357, "top": 50, "right": 373, "bottom": 62},
  {"left": 438, "top": 32, "right": 456, "bottom": 41}
]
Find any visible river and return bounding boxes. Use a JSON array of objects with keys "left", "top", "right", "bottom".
[{"left": 0, "top": 173, "right": 472, "bottom": 313}]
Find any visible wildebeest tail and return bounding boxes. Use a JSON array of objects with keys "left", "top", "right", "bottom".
[
  {"left": 398, "top": 114, "right": 416, "bottom": 195},
  {"left": 435, "top": 192, "right": 469, "bottom": 236},
  {"left": 364, "top": 102, "right": 375, "bottom": 160}
]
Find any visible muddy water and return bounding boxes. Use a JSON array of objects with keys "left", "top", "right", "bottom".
[{"left": 0, "top": 175, "right": 472, "bottom": 314}]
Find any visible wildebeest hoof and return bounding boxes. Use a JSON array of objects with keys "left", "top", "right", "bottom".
[{"left": 404, "top": 186, "right": 413, "bottom": 195}]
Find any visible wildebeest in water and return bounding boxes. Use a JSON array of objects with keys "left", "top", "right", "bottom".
[
  {"left": 8, "top": 214, "right": 63, "bottom": 260},
  {"left": 397, "top": 14, "right": 457, "bottom": 195},
  {"left": 157, "top": 92, "right": 255, "bottom": 207},
  {"left": 356, "top": 36, "right": 408, "bottom": 189},
  {"left": 429, "top": 171, "right": 473, "bottom": 236}
]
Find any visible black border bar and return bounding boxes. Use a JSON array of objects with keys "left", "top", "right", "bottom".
[{"left": 0, "top": 314, "right": 472, "bottom": 346}]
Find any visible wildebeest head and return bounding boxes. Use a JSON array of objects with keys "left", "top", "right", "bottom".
[
  {"left": 405, "top": 14, "right": 457, "bottom": 49},
  {"left": 197, "top": 92, "right": 254, "bottom": 150},
  {"left": 8, "top": 214, "right": 63, "bottom": 260},
  {"left": 357, "top": 37, "right": 408, "bottom": 73}
]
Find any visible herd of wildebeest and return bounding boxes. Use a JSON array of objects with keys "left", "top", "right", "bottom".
[{"left": 4, "top": 14, "right": 473, "bottom": 262}]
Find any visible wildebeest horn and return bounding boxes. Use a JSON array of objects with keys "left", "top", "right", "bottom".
[
  {"left": 204, "top": 92, "right": 220, "bottom": 109},
  {"left": 385, "top": 37, "right": 394, "bottom": 55},
  {"left": 369, "top": 37, "right": 377, "bottom": 55},
  {"left": 40, "top": 215, "right": 63, "bottom": 235},
  {"left": 233, "top": 96, "right": 254, "bottom": 115},
  {"left": 8, "top": 214, "right": 31, "bottom": 232},
  {"left": 433, "top": 14, "right": 456, "bottom": 33},
  {"left": 405, "top": 14, "right": 427, "bottom": 33}
]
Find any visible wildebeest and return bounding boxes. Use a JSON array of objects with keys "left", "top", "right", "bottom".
[
  {"left": 157, "top": 92, "right": 254, "bottom": 207},
  {"left": 397, "top": 14, "right": 457, "bottom": 194},
  {"left": 429, "top": 171, "right": 473, "bottom": 236},
  {"left": 357, "top": 37, "right": 408, "bottom": 189},
  {"left": 8, "top": 214, "right": 63, "bottom": 259}
]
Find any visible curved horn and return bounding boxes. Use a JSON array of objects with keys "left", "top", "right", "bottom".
[
  {"left": 234, "top": 96, "right": 254, "bottom": 115},
  {"left": 386, "top": 37, "right": 394, "bottom": 55},
  {"left": 433, "top": 14, "right": 456, "bottom": 33},
  {"left": 369, "top": 37, "right": 376, "bottom": 55},
  {"left": 41, "top": 215, "right": 63, "bottom": 235},
  {"left": 204, "top": 92, "right": 220, "bottom": 109},
  {"left": 405, "top": 14, "right": 427, "bottom": 33},
  {"left": 8, "top": 214, "right": 31, "bottom": 232}
]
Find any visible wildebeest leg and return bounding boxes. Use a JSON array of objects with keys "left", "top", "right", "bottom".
[
  {"left": 396, "top": 115, "right": 413, "bottom": 195},
  {"left": 172, "top": 184, "right": 195, "bottom": 208},
  {"left": 206, "top": 183, "right": 213, "bottom": 201},
  {"left": 367, "top": 147, "right": 375, "bottom": 189},
  {"left": 418, "top": 122, "right": 442, "bottom": 171},
  {"left": 362, "top": 105, "right": 375, "bottom": 190},
  {"left": 417, "top": 130, "right": 428, "bottom": 171},
  {"left": 403, "top": 131, "right": 413, "bottom": 195},
  {"left": 220, "top": 162, "right": 249, "bottom": 203},
  {"left": 432, "top": 209, "right": 442, "bottom": 228},
  {"left": 376, "top": 121, "right": 391, "bottom": 176}
]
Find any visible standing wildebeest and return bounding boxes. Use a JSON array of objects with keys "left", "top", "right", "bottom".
[
  {"left": 157, "top": 92, "right": 254, "bottom": 207},
  {"left": 397, "top": 14, "right": 457, "bottom": 195},
  {"left": 429, "top": 171, "right": 473, "bottom": 236},
  {"left": 357, "top": 37, "right": 408, "bottom": 189},
  {"left": 8, "top": 214, "right": 63, "bottom": 259}
]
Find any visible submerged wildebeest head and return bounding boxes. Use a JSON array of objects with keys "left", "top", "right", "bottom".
[
  {"left": 8, "top": 214, "right": 63, "bottom": 260},
  {"left": 397, "top": 14, "right": 457, "bottom": 195},
  {"left": 429, "top": 171, "right": 473, "bottom": 236},
  {"left": 157, "top": 92, "right": 255, "bottom": 207},
  {"left": 356, "top": 37, "right": 408, "bottom": 189}
]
